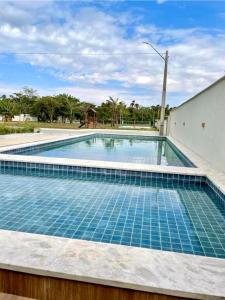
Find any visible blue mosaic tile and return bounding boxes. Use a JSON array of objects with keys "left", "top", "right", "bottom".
[
  {"left": 0, "top": 160, "right": 203, "bottom": 185},
  {"left": 0, "top": 162, "right": 224, "bottom": 259}
]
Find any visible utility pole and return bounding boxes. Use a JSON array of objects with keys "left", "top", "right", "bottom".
[
  {"left": 159, "top": 50, "right": 168, "bottom": 136},
  {"left": 143, "top": 42, "right": 169, "bottom": 136}
]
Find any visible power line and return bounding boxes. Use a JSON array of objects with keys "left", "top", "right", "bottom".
[{"left": 0, "top": 51, "right": 166, "bottom": 56}]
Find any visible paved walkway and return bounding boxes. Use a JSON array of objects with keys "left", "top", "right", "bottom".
[
  {"left": 0, "top": 132, "right": 76, "bottom": 148},
  {"left": 0, "top": 133, "right": 60, "bottom": 147}
]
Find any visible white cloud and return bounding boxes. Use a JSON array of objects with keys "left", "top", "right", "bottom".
[
  {"left": 156, "top": 0, "right": 168, "bottom": 4},
  {"left": 0, "top": 0, "right": 54, "bottom": 25},
  {"left": 0, "top": 1, "right": 224, "bottom": 105}
]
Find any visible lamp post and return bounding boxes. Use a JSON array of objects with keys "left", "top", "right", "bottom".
[{"left": 143, "top": 42, "right": 169, "bottom": 136}]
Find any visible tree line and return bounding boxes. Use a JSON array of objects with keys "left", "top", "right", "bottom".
[{"left": 0, "top": 87, "right": 173, "bottom": 126}]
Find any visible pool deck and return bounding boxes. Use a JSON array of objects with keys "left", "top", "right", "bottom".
[{"left": 0, "top": 129, "right": 224, "bottom": 300}]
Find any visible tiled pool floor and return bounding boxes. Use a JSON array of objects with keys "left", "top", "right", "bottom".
[{"left": 0, "top": 170, "right": 224, "bottom": 258}]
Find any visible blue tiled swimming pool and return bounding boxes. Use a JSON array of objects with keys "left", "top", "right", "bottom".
[
  {"left": 0, "top": 164, "right": 224, "bottom": 258},
  {"left": 5, "top": 134, "right": 194, "bottom": 167}
]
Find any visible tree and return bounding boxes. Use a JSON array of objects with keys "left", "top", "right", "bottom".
[
  {"left": 55, "top": 94, "right": 81, "bottom": 123},
  {"left": 33, "top": 96, "right": 59, "bottom": 123},
  {"left": 129, "top": 100, "right": 140, "bottom": 126},
  {"left": 0, "top": 86, "right": 175, "bottom": 128},
  {"left": 10, "top": 87, "right": 39, "bottom": 115},
  {"left": 106, "top": 96, "right": 123, "bottom": 126},
  {"left": 96, "top": 102, "right": 112, "bottom": 124},
  {"left": 0, "top": 97, "right": 16, "bottom": 121},
  {"left": 117, "top": 101, "right": 127, "bottom": 125},
  {"left": 150, "top": 105, "right": 161, "bottom": 127}
]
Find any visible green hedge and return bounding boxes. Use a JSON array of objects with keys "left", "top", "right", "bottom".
[{"left": 0, "top": 125, "right": 35, "bottom": 135}]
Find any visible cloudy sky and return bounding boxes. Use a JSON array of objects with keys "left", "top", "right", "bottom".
[{"left": 0, "top": 0, "right": 224, "bottom": 106}]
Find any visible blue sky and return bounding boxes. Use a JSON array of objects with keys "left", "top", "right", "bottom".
[{"left": 0, "top": 0, "right": 224, "bottom": 106}]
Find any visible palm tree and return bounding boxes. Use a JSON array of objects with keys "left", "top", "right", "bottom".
[
  {"left": 106, "top": 96, "right": 121, "bottom": 127},
  {"left": 130, "top": 100, "right": 139, "bottom": 126}
]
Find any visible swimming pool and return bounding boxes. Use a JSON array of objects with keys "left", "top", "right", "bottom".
[
  {"left": 0, "top": 163, "right": 224, "bottom": 259},
  {"left": 4, "top": 134, "right": 194, "bottom": 167}
]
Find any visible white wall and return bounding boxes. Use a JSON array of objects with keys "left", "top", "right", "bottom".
[
  {"left": 168, "top": 76, "right": 225, "bottom": 173},
  {"left": 12, "top": 114, "right": 38, "bottom": 122}
]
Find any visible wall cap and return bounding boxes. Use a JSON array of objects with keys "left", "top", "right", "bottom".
[{"left": 171, "top": 75, "right": 225, "bottom": 112}]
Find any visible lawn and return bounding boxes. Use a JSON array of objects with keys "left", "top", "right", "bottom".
[{"left": 0, "top": 121, "right": 157, "bottom": 134}]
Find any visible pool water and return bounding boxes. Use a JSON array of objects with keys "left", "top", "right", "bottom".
[
  {"left": 16, "top": 135, "right": 194, "bottom": 167},
  {"left": 0, "top": 170, "right": 224, "bottom": 258}
]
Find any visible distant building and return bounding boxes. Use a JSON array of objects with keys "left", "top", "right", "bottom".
[
  {"left": 0, "top": 114, "right": 38, "bottom": 122},
  {"left": 12, "top": 114, "right": 38, "bottom": 122}
]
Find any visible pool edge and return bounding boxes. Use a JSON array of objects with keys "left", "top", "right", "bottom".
[{"left": 0, "top": 229, "right": 224, "bottom": 300}]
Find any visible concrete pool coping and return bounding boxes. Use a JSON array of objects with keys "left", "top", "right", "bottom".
[
  {"left": 0, "top": 129, "right": 224, "bottom": 299},
  {"left": 0, "top": 230, "right": 224, "bottom": 300}
]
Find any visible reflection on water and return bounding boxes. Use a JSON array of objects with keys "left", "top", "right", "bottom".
[
  {"left": 157, "top": 140, "right": 163, "bottom": 165},
  {"left": 85, "top": 137, "right": 125, "bottom": 151},
  {"left": 92, "top": 137, "right": 180, "bottom": 166},
  {"left": 23, "top": 136, "right": 192, "bottom": 167}
]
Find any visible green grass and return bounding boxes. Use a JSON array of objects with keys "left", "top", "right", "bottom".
[
  {"left": 1, "top": 121, "right": 157, "bottom": 132},
  {"left": 0, "top": 124, "right": 35, "bottom": 135},
  {"left": 3, "top": 121, "right": 81, "bottom": 130}
]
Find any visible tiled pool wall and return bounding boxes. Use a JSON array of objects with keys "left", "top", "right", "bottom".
[
  {"left": 165, "top": 138, "right": 196, "bottom": 168},
  {"left": 0, "top": 133, "right": 195, "bottom": 168},
  {"left": 0, "top": 159, "right": 224, "bottom": 207},
  {"left": 205, "top": 178, "right": 225, "bottom": 208}
]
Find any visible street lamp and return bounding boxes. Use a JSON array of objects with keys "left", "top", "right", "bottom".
[{"left": 143, "top": 42, "right": 169, "bottom": 136}]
